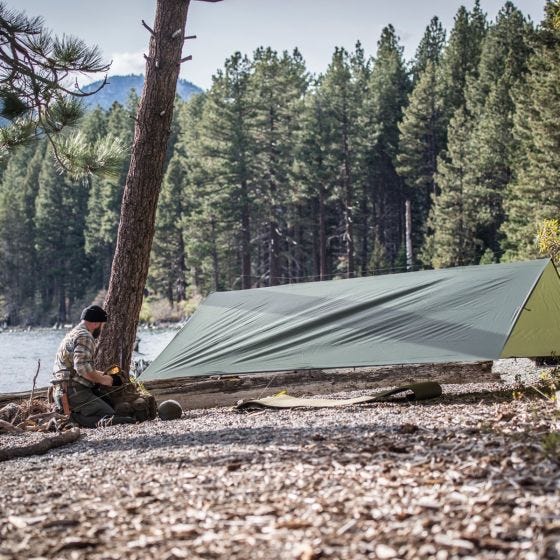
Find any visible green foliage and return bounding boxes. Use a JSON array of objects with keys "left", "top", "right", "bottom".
[
  {"left": 436, "top": 2, "right": 487, "bottom": 129},
  {"left": 53, "top": 133, "right": 125, "bottom": 180},
  {"left": 0, "top": 2, "right": 123, "bottom": 179},
  {"left": 537, "top": 219, "right": 560, "bottom": 262},
  {"left": 427, "top": 107, "right": 487, "bottom": 267},
  {"left": 501, "top": 17, "right": 560, "bottom": 260},
  {"left": 425, "top": 4, "right": 534, "bottom": 267},
  {"left": 362, "top": 26, "right": 410, "bottom": 270},
  {"left": 411, "top": 16, "right": 446, "bottom": 83},
  {"left": 397, "top": 61, "right": 445, "bottom": 264},
  {"left": 0, "top": 2, "right": 555, "bottom": 324},
  {"left": 512, "top": 368, "right": 560, "bottom": 401}
]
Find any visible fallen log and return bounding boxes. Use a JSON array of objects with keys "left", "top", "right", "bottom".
[
  {"left": 0, "top": 362, "right": 497, "bottom": 411},
  {"left": 0, "top": 389, "right": 47, "bottom": 408},
  {"left": 0, "top": 427, "right": 81, "bottom": 462},
  {"left": 144, "top": 361, "right": 497, "bottom": 410}
]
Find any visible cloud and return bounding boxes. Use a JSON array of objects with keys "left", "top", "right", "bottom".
[{"left": 107, "top": 51, "right": 146, "bottom": 77}]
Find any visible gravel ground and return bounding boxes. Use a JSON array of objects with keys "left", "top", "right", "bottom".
[{"left": 1, "top": 360, "right": 560, "bottom": 560}]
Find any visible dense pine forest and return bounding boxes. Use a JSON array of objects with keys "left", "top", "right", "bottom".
[{"left": 0, "top": 1, "right": 558, "bottom": 326}]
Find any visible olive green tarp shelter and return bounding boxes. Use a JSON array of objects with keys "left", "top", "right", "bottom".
[{"left": 142, "top": 259, "right": 560, "bottom": 382}]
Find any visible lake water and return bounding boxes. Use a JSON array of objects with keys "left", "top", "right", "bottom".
[{"left": 0, "top": 327, "right": 179, "bottom": 394}]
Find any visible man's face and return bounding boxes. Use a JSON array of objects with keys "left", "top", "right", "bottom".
[{"left": 92, "top": 323, "right": 104, "bottom": 339}]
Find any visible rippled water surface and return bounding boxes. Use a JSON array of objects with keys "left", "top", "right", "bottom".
[{"left": 0, "top": 327, "right": 178, "bottom": 394}]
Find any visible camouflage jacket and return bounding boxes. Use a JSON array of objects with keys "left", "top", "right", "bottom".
[{"left": 51, "top": 322, "right": 96, "bottom": 388}]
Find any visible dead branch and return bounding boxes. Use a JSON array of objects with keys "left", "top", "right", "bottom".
[
  {"left": 0, "top": 419, "right": 23, "bottom": 434},
  {"left": 185, "top": 35, "right": 197, "bottom": 40},
  {"left": 141, "top": 19, "right": 155, "bottom": 35},
  {"left": 180, "top": 55, "right": 193, "bottom": 63},
  {"left": 0, "top": 427, "right": 80, "bottom": 461},
  {"left": 26, "top": 411, "right": 67, "bottom": 423},
  {"left": 28, "top": 359, "right": 40, "bottom": 409}
]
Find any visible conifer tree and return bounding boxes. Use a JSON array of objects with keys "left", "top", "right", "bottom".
[
  {"left": 0, "top": 143, "right": 43, "bottom": 323},
  {"left": 84, "top": 94, "right": 137, "bottom": 289},
  {"left": 97, "top": 0, "right": 201, "bottom": 371},
  {"left": 364, "top": 25, "right": 410, "bottom": 270},
  {"left": 296, "top": 73, "right": 342, "bottom": 280},
  {"left": 455, "top": 3, "right": 533, "bottom": 261},
  {"left": 250, "top": 47, "right": 308, "bottom": 285},
  {"left": 191, "top": 52, "right": 256, "bottom": 290},
  {"left": 150, "top": 150, "right": 189, "bottom": 303},
  {"left": 411, "top": 16, "right": 446, "bottom": 84},
  {"left": 426, "top": 3, "right": 532, "bottom": 265},
  {"left": 427, "top": 108, "right": 488, "bottom": 267},
  {"left": 502, "top": 6, "right": 560, "bottom": 259},
  {"left": 397, "top": 61, "right": 445, "bottom": 266},
  {"left": 0, "top": 2, "right": 122, "bottom": 177},
  {"left": 436, "top": 2, "right": 487, "bottom": 132},
  {"left": 348, "top": 42, "right": 373, "bottom": 276},
  {"left": 34, "top": 156, "right": 90, "bottom": 322},
  {"left": 317, "top": 47, "right": 358, "bottom": 277}
]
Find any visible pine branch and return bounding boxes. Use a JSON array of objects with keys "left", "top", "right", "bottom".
[{"left": 0, "top": 1, "right": 119, "bottom": 176}]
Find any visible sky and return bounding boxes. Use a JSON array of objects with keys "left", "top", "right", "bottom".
[{"left": 13, "top": 0, "right": 545, "bottom": 90}]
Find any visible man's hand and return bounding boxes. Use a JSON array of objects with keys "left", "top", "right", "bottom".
[
  {"left": 100, "top": 374, "right": 114, "bottom": 387},
  {"left": 82, "top": 369, "right": 114, "bottom": 386}
]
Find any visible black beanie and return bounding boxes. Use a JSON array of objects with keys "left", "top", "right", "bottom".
[{"left": 81, "top": 305, "right": 108, "bottom": 323}]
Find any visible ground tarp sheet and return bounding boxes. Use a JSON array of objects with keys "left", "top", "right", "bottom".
[{"left": 236, "top": 381, "right": 443, "bottom": 410}]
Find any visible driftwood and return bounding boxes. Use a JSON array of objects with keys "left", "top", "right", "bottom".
[
  {"left": 26, "top": 411, "right": 67, "bottom": 423},
  {"left": 0, "top": 427, "right": 80, "bottom": 462},
  {"left": 0, "top": 389, "right": 47, "bottom": 408},
  {"left": 0, "top": 419, "right": 23, "bottom": 434},
  {"left": 0, "top": 362, "right": 496, "bottom": 411},
  {"left": 0, "top": 402, "right": 20, "bottom": 422},
  {"left": 144, "top": 361, "right": 496, "bottom": 410}
]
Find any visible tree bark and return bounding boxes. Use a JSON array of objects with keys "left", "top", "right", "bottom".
[
  {"left": 342, "top": 119, "right": 354, "bottom": 278},
  {"left": 269, "top": 219, "right": 280, "bottom": 286},
  {"left": 210, "top": 215, "right": 220, "bottom": 291},
  {"left": 319, "top": 186, "right": 327, "bottom": 280},
  {"left": 240, "top": 180, "right": 251, "bottom": 289},
  {"left": 96, "top": 0, "right": 191, "bottom": 372},
  {"left": 405, "top": 198, "right": 413, "bottom": 270}
]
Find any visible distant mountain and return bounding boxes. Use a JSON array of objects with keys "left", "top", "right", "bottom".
[{"left": 81, "top": 74, "right": 203, "bottom": 110}]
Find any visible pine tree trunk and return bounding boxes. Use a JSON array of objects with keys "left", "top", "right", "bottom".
[
  {"left": 176, "top": 233, "right": 187, "bottom": 301},
  {"left": 269, "top": 220, "right": 280, "bottom": 286},
  {"left": 405, "top": 198, "right": 413, "bottom": 270},
  {"left": 210, "top": 216, "right": 220, "bottom": 291},
  {"left": 360, "top": 191, "right": 369, "bottom": 276},
  {"left": 240, "top": 180, "right": 251, "bottom": 289},
  {"left": 343, "top": 127, "right": 354, "bottom": 278},
  {"left": 319, "top": 187, "right": 327, "bottom": 280},
  {"left": 96, "top": 0, "right": 191, "bottom": 372},
  {"left": 58, "top": 284, "right": 66, "bottom": 324}
]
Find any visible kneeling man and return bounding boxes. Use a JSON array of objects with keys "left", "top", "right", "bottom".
[{"left": 51, "top": 305, "right": 134, "bottom": 428}]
